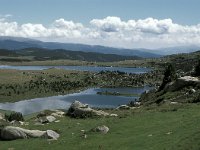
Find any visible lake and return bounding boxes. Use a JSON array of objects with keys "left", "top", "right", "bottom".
[
  {"left": 0, "top": 86, "right": 152, "bottom": 115},
  {"left": 0, "top": 65, "right": 151, "bottom": 74}
]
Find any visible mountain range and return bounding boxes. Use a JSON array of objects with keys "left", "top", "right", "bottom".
[{"left": 0, "top": 36, "right": 199, "bottom": 58}]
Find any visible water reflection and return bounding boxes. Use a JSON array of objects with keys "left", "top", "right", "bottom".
[
  {"left": 0, "top": 87, "right": 152, "bottom": 115},
  {"left": 0, "top": 65, "right": 151, "bottom": 74}
]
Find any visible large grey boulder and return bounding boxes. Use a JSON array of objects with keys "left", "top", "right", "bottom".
[
  {"left": 0, "top": 126, "right": 59, "bottom": 140},
  {"left": 164, "top": 76, "right": 200, "bottom": 92},
  {"left": 67, "top": 101, "right": 110, "bottom": 118}
]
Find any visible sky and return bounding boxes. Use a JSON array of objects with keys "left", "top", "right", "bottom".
[{"left": 0, "top": 0, "right": 200, "bottom": 49}]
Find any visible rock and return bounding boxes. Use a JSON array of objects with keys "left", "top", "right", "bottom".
[
  {"left": 92, "top": 125, "right": 109, "bottom": 134},
  {"left": 128, "top": 101, "right": 141, "bottom": 107},
  {"left": 46, "top": 130, "right": 60, "bottom": 140},
  {"left": 110, "top": 114, "right": 118, "bottom": 117},
  {"left": 10, "top": 120, "right": 21, "bottom": 126},
  {"left": 165, "top": 76, "right": 200, "bottom": 92},
  {"left": 170, "top": 102, "right": 178, "bottom": 105},
  {"left": 190, "top": 89, "right": 196, "bottom": 93},
  {"left": 0, "top": 126, "right": 27, "bottom": 140},
  {"left": 51, "top": 110, "right": 65, "bottom": 118},
  {"left": 116, "top": 105, "right": 130, "bottom": 110},
  {"left": 67, "top": 101, "right": 110, "bottom": 118},
  {"left": 0, "top": 113, "right": 4, "bottom": 120},
  {"left": 37, "top": 116, "right": 56, "bottom": 124},
  {"left": 46, "top": 116, "right": 56, "bottom": 123},
  {"left": 0, "top": 126, "right": 59, "bottom": 140}
]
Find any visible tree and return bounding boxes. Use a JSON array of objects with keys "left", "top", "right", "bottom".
[
  {"left": 158, "top": 63, "right": 176, "bottom": 91},
  {"left": 194, "top": 59, "right": 200, "bottom": 76}
]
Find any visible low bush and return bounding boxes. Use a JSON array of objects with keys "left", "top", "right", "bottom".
[{"left": 5, "top": 112, "right": 24, "bottom": 122}]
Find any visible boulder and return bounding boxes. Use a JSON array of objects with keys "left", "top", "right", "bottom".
[
  {"left": 67, "top": 101, "right": 110, "bottom": 118},
  {"left": 116, "top": 105, "right": 130, "bottom": 110},
  {"left": 92, "top": 125, "right": 109, "bottom": 134},
  {"left": 165, "top": 76, "right": 200, "bottom": 92},
  {"left": 46, "top": 130, "right": 60, "bottom": 140},
  {"left": 0, "top": 126, "right": 59, "bottom": 140},
  {"left": 46, "top": 116, "right": 56, "bottom": 123},
  {"left": 37, "top": 116, "right": 56, "bottom": 124},
  {"left": 0, "top": 126, "right": 27, "bottom": 140}
]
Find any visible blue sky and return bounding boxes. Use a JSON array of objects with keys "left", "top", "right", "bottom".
[
  {"left": 0, "top": 0, "right": 199, "bottom": 25},
  {"left": 0, "top": 0, "right": 200, "bottom": 48}
]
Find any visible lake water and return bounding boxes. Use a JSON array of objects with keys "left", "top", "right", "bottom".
[
  {"left": 0, "top": 86, "right": 152, "bottom": 115},
  {"left": 0, "top": 65, "right": 151, "bottom": 74}
]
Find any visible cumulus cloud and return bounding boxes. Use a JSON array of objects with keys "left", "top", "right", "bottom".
[{"left": 0, "top": 16, "right": 200, "bottom": 48}]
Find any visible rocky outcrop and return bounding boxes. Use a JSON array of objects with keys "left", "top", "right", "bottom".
[
  {"left": 164, "top": 76, "right": 200, "bottom": 92},
  {"left": 67, "top": 101, "right": 113, "bottom": 118},
  {"left": 0, "top": 126, "right": 59, "bottom": 141},
  {"left": 92, "top": 125, "right": 109, "bottom": 134}
]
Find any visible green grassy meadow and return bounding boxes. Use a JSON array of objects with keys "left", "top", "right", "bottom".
[{"left": 1, "top": 104, "right": 200, "bottom": 150}]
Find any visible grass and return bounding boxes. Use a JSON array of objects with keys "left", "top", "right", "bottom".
[{"left": 1, "top": 104, "right": 200, "bottom": 150}]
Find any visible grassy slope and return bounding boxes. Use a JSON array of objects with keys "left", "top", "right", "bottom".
[{"left": 1, "top": 104, "right": 200, "bottom": 150}]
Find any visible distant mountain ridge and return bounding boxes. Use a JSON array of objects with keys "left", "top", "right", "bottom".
[
  {"left": 0, "top": 36, "right": 199, "bottom": 57},
  {"left": 0, "top": 48, "right": 141, "bottom": 62},
  {"left": 0, "top": 36, "right": 161, "bottom": 58}
]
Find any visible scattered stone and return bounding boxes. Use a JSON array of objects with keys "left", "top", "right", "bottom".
[
  {"left": 0, "top": 113, "right": 4, "bottom": 120},
  {"left": 148, "top": 134, "right": 153, "bottom": 137},
  {"left": 55, "top": 120, "right": 60, "bottom": 123},
  {"left": 46, "top": 116, "right": 56, "bottom": 123},
  {"left": 110, "top": 114, "right": 118, "bottom": 117},
  {"left": 116, "top": 105, "right": 130, "bottom": 110},
  {"left": 46, "top": 130, "right": 60, "bottom": 140},
  {"left": 51, "top": 110, "right": 65, "bottom": 118},
  {"left": 170, "top": 102, "right": 178, "bottom": 105},
  {"left": 37, "top": 115, "right": 56, "bottom": 124},
  {"left": 190, "top": 89, "right": 196, "bottom": 93},
  {"left": 92, "top": 125, "right": 109, "bottom": 134},
  {"left": 10, "top": 120, "right": 21, "bottom": 126},
  {"left": 166, "top": 132, "right": 172, "bottom": 135}
]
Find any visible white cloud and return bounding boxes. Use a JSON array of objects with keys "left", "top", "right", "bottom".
[{"left": 0, "top": 16, "right": 200, "bottom": 48}]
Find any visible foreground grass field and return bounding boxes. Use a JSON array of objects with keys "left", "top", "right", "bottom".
[{"left": 1, "top": 104, "right": 200, "bottom": 150}]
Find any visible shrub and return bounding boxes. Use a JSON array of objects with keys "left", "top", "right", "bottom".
[
  {"left": 5, "top": 112, "right": 24, "bottom": 122},
  {"left": 158, "top": 63, "right": 176, "bottom": 91},
  {"left": 194, "top": 60, "right": 200, "bottom": 77}
]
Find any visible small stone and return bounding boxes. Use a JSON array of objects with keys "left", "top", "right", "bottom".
[
  {"left": 92, "top": 125, "right": 109, "bottom": 134},
  {"left": 110, "top": 114, "right": 118, "bottom": 117},
  {"left": 46, "top": 130, "right": 60, "bottom": 140}
]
